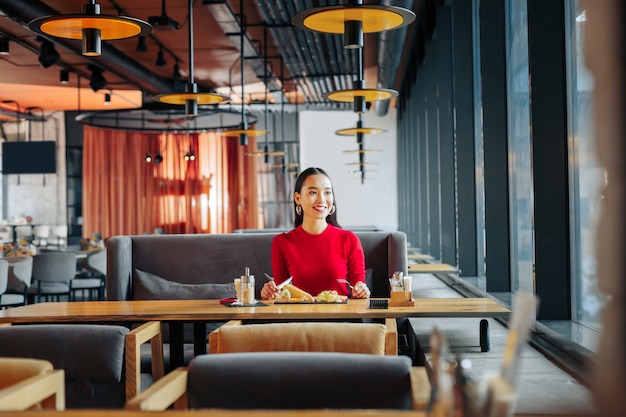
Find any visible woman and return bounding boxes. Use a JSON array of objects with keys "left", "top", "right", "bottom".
[{"left": 261, "top": 167, "right": 371, "bottom": 300}]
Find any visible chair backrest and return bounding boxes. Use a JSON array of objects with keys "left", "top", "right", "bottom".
[
  {"left": 0, "top": 357, "right": 53, "bottom": 388},
  {"left": 0, "top": 259, "right": 8, "bottom": 294},
  {"left": 51, "top": 225, "right": 68, "bottom": 238},
  {"left": 186, "top": 352, "right": 414, "bottom": 410},
  {"left": 32, "top": 252, "right": 77, "bottom": 283},
  {"left": 0, "top": 324, "right": 129, "bottom": 408},
  {"left": 209, "top": 321, "right": 387, "bottom": 355},
  {"left": 32, "top": 225, "right": 51, "bottom": 239},
  {"left": 0, "top": 226, "right": 12, "bottom": 242},
  {"left": 87, "top": 248, "right": 106, "bottom": 276},
  {"left": 7, "top": 256, "right": 33, "bottom": 290},
  {"left": 0, "top": 357, "right": 65, "bottom": 411},
  {"left": 14, "top": 225, "right": 32, "bottom": 242}
]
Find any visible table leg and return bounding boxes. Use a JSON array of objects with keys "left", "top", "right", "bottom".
[
  {"left": 194, "top": 322, "right": 207, "bottom": 356},
  {"left": 480, "top": 319, "right": 490, "bottom": 352},
  {"left": 169, "top": 322, "right": 184, "bottom": 370}
]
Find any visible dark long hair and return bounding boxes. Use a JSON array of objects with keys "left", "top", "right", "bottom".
[{"left": 293, "top": 167, "right": 340, "bottom": 228}]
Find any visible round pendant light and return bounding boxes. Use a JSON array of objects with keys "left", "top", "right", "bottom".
[
  {"left": 153, "top": 0, "right": 228, "bottom": 116},
  {"left": 292, "top": 0, "right": 415, "bottom": 49},
  {"left": 336, "top": 115, "right": 386, "bottom": 136},
  {"left": 29, "top": 1, "right": 151, "bottom": 57}
]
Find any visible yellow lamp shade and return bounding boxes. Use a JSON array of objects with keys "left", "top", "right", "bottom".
[
  {"left": 292, "top": 5, "right": 415, "bottom": 34},
  {"left": 221, "top": 129, "right": 268, "bottom": 137},
  {"left": 324, "top": 88, "right": 398, "bottom": 103},
  {"left": 154, "top": 92, "right": 228, "bottom": 106},
  {"left": 30, "top": 15, "right": 151, "bottom": 40}
]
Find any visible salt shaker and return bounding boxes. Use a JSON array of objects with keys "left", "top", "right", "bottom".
[{"left": 241, "top": 266, "right": 255, "bottom": 305}]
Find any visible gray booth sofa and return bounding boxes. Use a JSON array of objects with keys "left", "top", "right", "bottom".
[
  {"left": 105, "top": 231, "right": 408, "bottom": 366},
  {"left": 106, "top": 231, "right": 407, "bottom": 301}
]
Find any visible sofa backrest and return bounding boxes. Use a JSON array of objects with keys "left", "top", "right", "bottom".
[
  {"left": 106, "top": 231, "right": 406, "bottom": 300},
  {"left": 187, "top": 352, "right": 414, "bottom": 410}
]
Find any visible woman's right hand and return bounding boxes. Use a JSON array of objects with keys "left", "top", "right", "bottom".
[{"left": 261, "top": 281, "right": 280, "bottom": 300}]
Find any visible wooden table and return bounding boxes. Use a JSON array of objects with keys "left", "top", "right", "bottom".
[
  {"left": 0, "top": 298, "right": 509, "bottom": 322},
  {"left": 408, "top": 263, "right": 459, "bottom": 274},
  {"left": 0, "top": 298, "right": 508, "bottom": 367},
  {"left": 407, "top": 253, "right": 435, "bottom": 262}
]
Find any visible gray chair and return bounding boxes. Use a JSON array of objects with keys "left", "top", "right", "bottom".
[
  {"left": 4, "top": 255, "right": 33, "bottom": 305},
  {"left": 0, "top": 259, "right": 25, "bottom": 308},
  {"left": 127, "top": 352, "right": 430, "bottom": 411},
  {"left": 28, "top": 252, "right": 76, "bottom": 302},
  {"left": 0, "top": 322, "right": 164, "bottom": 409},
  {"left": 72, "top": 248, "right": 106, "bottom": 301}
]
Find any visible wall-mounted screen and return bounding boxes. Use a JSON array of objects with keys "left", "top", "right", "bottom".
[{"left": 1, "top": 141, "right": 57, "bottom": 174}]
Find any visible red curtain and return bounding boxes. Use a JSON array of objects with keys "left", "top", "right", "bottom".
[{"left": 82, "top": 126, "right": 259, "bottom": 239}]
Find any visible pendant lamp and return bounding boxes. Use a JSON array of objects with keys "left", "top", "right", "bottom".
[
  {"left": 153, "top": 0, "right": 228, "bottom": 117},
  {"left": 293, "top": 1, "right": 412, "bottom": 112},
  {"left": 292, "top": 0, "right": 415, "bottom": 49},
  {"left": 29, "top": 0, "right": 151, "bottom": 57},
  {"left": 222, "top": 0, "right": 267, "bottom": 146},
  {"left": 336, "top": 113, "right": 387, "bottom": 136}
]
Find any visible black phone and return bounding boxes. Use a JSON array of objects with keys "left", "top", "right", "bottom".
[{"left": 367, "top": 299, "right": 389, "bottom": 309}]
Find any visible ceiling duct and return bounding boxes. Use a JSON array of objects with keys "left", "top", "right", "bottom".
[{"left": 0, "top": 0, "right": 173, "bottom": 94}]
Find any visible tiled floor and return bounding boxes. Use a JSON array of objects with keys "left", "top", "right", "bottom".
[{"left": 409, "top": 273, "right": 598, "bottom": 415}]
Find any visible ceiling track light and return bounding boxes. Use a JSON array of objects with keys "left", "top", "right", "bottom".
[
  {"left": 153, "top": 0, "right": 228, "bottom": 117},
  {"left": 136, "top": 35, "right": 148, "bottom": 52},
  {"left": 173, "top": 62, "right": 182, "bottom": 80},
  {"left": 60, "top": 69, "right": 70, "bottom": 84},
  {"left": 0, "top": 38, "right": 9, "bottom": 55},
  {"left": 37, "top": 39, "right": 60, "bottom": 69},
  {"left": 155, "top": 46, "right": 166, "bottom": 67},
  {"left": 292, "top": 0, "right": 415, "bottom": 49},
  {"left": 28, "top": 0, "right": 152, "bottom": 57},
  {"left": 88, "top": 66, "right": 107, "bottom": 92}
]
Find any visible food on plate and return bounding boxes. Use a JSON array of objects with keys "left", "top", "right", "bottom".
[
  {"left": 316, "top": 290, "right": 340, "bottom": 303},
  {"left": 279, "top": 284, "right": 314, "bottom": 302}
]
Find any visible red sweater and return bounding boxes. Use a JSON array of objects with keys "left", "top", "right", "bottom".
[{"left": 271, "top": 225, "right": 366, "bottom": 297}]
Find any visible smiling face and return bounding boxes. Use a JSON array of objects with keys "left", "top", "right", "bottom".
[{"left": 294, "top": 173, "right": 334, "bottom": 221}]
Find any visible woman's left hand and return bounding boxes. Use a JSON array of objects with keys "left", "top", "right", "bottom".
[{"left": 351, "top": 281, "right": 370, "bottom": 299}]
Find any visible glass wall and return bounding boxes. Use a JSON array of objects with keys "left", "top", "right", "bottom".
[
  {"left": 505, "top": 0, "right": 534, "bottom": 294},
  {"left": 565, "top": 1, "right": 605, "bottom": 331}
]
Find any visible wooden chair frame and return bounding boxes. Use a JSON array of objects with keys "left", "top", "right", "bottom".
[
  {"left": 125, "top": 320, "right": 165, "bottom": 401},
  {"left": 0, "top": 368, "right": 65, "bottom": 411}
]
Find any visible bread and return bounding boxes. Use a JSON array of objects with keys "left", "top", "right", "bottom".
[{"left": 280, "top": 284, "right": 314, "bottom": 302}]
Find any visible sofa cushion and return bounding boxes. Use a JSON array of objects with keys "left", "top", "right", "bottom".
[
  {"left": 133, "top": 269, "right": 235, "bottom": 300},
  {"left": 213, "top": 322, "right": 387, "bottom": 355}
]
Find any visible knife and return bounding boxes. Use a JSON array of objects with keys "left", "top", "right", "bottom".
[
  {"left": 264, "top": 273, "right": 293, "bottom": 291},
  {"left": 276, "top": 276, "right": 293, "bottom": 291}
]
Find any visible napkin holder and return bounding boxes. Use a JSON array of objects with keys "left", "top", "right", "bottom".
[{"left": 389, "top": 290, "right": 414, "bottom": 307}]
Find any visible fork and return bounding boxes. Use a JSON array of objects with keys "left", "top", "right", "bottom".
[{"left": 336, "top": 279, "right": 354, "bottom": 296}]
